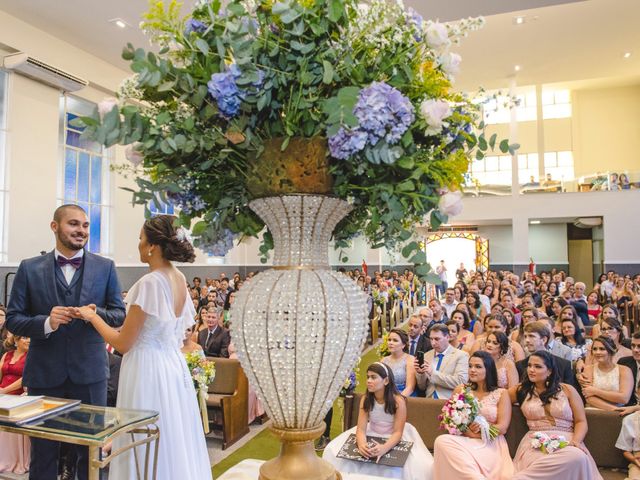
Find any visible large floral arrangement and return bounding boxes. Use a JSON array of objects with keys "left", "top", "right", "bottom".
[
  {"left": 438, "top": 386, "right": 499, "bottom": 441},
  {"left": 77, "top": 0, "right": 515, "bottom": 278}
]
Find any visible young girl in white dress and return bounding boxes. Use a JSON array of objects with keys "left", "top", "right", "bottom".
[
  {"left": 323, "top": 362, "right": 433, "bottom": 480},
  {"left": 77, "top": 215, "right": 212, "bottom": 480}
]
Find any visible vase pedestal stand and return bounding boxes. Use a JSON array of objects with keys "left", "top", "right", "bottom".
[{"left": 258, "top": 423, "right": 341, "bottom": 480}]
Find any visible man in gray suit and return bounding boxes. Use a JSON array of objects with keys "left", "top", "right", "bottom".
[
  {"left": 414, "top": 324, "right": 468, "bottom": 399},
  {"left": 539, "top": 316, "right": 573, "bottom": 361}
]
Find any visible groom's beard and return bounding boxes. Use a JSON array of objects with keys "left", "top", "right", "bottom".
[{"left": 57, "top": 231, "right": 88, "bottom": 252}]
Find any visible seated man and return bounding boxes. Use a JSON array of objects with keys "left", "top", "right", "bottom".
[
  {"left": 197, "top": 307, "right": 230, "bottom": 358},
  {"left": 516, "top": 321, "right": 578, "bottom": 390},
  {"left": 414, "top": 324, "right": 468, "bottom": 399}
]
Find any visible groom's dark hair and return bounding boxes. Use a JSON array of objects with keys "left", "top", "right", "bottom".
[{"left": 53, "top": 204, "right": 87, "bottom": 223}]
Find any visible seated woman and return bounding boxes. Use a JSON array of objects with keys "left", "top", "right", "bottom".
[
  {"left": 434, "top": 351, "right": 514, "bottom": 479},
  {"left": 585, "top": 317, "right": 632, "bottom": 365},
  {"left": 381, "top": 329, "right": 416, "bottom": 397},
  {"left": 554, "top": 304, "right": 584, "bottom": 336},
  {"left": 466, "top": 291, "right": 488, "bottom": 329},
  {"left": 484, "top": 332, "right": 519, "bottom": 389},
  {"left": 586, "top": 290, "right": 602, "bottom": 323},
  {"left": 560, "top": 317, "right": 591, "bottom": 362},
  {"left": 181, "top": 325, "right": 204, "bottom": 355},
  {"left": 449, "top": 310, "right": 475, "bottom": 349},
  {"left": 446, "top": 321, "right": 466, "bottom": 350},
  {"left": 0, "top": 335, "right": 30, "bottom": 475},
  {"left": 579, "top": 336, "right": 633, "bottom": 410},
  {"left": 591, "top": 304, "right": 630, "bottom": 339},
  {"left": 323, "top": 362, "right": 433, "bottom": 480},
  {"left": 471, "top": 314, "right": 525, "bottom": 363},
  {"left": 509, "top": 350, "right": 603, "bottom": 480}
]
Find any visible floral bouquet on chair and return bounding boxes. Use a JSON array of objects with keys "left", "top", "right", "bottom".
[
  {"left": 438, "top": 386, "right": 499, "bottom": 442},
  {"left": 377, "top": 331, "right": 390, "bottom": 358},
  {"left": 184, "top": 352, "right": 216, "bottom": 433},
  {"left": 340, "top": 361, "right": 360, "bottom": 397}
]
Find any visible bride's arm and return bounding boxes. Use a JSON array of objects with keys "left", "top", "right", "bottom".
[{"left": 77, "top": 305, "right": 146, "bottom": 354}]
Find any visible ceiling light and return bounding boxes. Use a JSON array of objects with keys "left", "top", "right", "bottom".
[
  {"left": 623, "top": 52, "right": 632, "bottom": 59},
  {"left": 514, "top": 65, "right": 521, "bottom": 72},
  {"left": 529, "top": 220, "right": 541, "bottom": 225},
  {"left": 108, "top": 18, "right": 128, "bottom": 29},
  {"left": 514, "top": 16, "right": 525, "bottom": 25}
]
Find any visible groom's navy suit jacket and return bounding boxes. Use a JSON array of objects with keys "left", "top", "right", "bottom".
[{"left": 7, "top": 250, "right": 126, "bottom": 389}]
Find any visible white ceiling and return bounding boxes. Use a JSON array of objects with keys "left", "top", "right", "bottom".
[{"left": 0, "top": 0, "right": 638, "bottom": 91}]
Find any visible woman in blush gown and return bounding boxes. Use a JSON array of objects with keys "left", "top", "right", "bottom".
[
  {"left": 77, "top": 215, "right": 212, "bottom": 480},
  {"left": 323, "top": 362, "right": 432, "bottom": 480},
  {"left": 509, "top": 350, "right": 602, "bottom": 480},
  {"left": 433, "top": 351, "right": 514, "bottom": 480}
]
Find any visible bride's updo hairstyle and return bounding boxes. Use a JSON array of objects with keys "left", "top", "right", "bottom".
[{"left": 143, "top": 215, "right": 196, "bottom": 263}]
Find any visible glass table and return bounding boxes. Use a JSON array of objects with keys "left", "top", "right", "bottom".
[{"left": 0, "top": 404, "right": 159, "bottom": 480}]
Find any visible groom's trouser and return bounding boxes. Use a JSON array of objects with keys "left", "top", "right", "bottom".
[{"left": 28, "top": 378, "right": 107, "bottom": 480}]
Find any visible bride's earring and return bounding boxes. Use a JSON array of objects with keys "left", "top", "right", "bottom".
[{"left": 148, "top": 250, "right": 152, "bottom": 257}]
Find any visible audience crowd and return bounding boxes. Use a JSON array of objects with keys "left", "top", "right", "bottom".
[{"left": 3, "top": 265, "right": 640, "bottom": 478}]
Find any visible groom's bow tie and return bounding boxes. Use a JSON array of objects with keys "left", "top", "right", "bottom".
[{"left": 57, "top": 256, "right": 82, "bottom": 269}]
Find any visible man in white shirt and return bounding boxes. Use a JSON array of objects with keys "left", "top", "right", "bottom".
[
  {"left": 414, "top": 324, "right": 468, "bottom": 399},
  {"left": 440, "top": 288, "right": 458, "bottom": 319}
]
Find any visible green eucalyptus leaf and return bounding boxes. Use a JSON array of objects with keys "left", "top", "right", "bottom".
[
  {"left": 322, "top": 60, "right": 334, "bottom": 84},
  {"left": 499, "top": 139, "right": 510, "bottom": 153}
]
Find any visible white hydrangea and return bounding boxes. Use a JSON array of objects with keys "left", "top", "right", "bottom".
[{"left": 420, "top": 99, "right": 452, "bottom": 136}]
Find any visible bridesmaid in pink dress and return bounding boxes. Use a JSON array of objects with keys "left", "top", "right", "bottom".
[
  {"left": 433, "top": 351, "right": 514, "bottom": 480},
  {"left": 0, "top": 335, "right": 30, "bottom": 474},
  {"left": 509, "top": 350, "right": 602, "bottom": 480}
]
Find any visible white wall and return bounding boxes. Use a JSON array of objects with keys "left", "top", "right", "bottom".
[
  {"left": 477, "top": 225, "right": 512, "bottom": 264},
  {"left": 528, "top": 224, "right": 568, "bottom": 264}
]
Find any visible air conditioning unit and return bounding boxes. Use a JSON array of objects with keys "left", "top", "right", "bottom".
[
  {"left": 573, "top": 217, "right": 602, "bottom": 229},
  {"left": 2, "top": 53, "right": 88, "bottom": 92}
]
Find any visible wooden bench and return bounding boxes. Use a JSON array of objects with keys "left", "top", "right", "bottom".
[{"left": 206, "top": 357, "right": 250, "bottom": 449}]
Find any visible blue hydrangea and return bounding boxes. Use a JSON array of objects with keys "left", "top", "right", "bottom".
[
  {"left": 184, "top": 19, "right": 207, "bottom": 36},
  {"left": 353, "top": 82, "right": 414, "bottom": 145},
  {"left": 199, "top": 230, "right": 237, "bottom": 257},
  {"left": 207, "top": 70, "right": 242, "bottom": 118},
  {"left": 167, "top": 179, "right": 206, "bottom": 215},
  {"left": 328, "top": 127, "right": 368, "bottom": 160},
  {"left": 207, "top": 64, "right": 265, "bottom": 118},
  {"left": 406, "top": 8, "right": 424, "bottom": 41}
]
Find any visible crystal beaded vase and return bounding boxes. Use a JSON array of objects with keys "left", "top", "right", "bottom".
[{"left": 229, "top": 195, "right": 369, "bottom": 480}]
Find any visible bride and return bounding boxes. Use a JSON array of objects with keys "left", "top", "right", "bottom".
[{"left": 77, "top": 215, "right": 212, "bottom": 480}]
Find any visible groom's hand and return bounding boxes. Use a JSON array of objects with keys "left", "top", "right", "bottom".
[{"left": 50, "top": 306, "right": 73, "bottom": 330}]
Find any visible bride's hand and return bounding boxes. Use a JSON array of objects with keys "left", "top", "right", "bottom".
[{"left": 75, "top": 306, "right": 98, "bottom": 322}]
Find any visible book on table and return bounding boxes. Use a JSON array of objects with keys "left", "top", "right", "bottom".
[
  {"left": 0, "top": 395, "right": 81, "bottom": 425},
  {"left": 336, "top": 434, "right": 413, "bottom": 467},
  {"left": 0, "top": 394, "right": 43, "bottom": 416}
]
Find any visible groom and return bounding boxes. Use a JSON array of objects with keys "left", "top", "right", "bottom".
[{"left": 6, "top": 204, "right": 126, "bottom": 480}]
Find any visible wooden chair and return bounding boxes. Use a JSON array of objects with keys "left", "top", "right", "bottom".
[{"left": 205, "top": 357, "right": 249, "bottom": 449}]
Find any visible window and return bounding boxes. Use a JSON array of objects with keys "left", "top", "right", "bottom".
[
  {"left": 0, "top": 70, "right": 8, "bottom": 262},
  {"left": 59, "top": 96, "right": 111, "bottom": 254},
  {"left": 469, "top": 154, "right": 513, "bottom": 186},
  {"left": 149, "top": 199, "right": 175, "bottom": 216},
  {"left": 542, "top": 89, "right": 571, "bottom": 119},
  {"left": 544, "top": 151, "right": 574, "bottom": 181},
  {"left": 518, "top": 153, "right": 540, "bottom": 184},
  {"left": 483, "top": 89, "right": 536, "bottom": 125}
]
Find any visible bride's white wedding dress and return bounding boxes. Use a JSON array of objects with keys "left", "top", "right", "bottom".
[{"left": 109, "top": 271, "right": 213, "bottom": 480}]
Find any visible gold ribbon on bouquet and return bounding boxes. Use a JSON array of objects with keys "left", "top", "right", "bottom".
[{"left": 198, "top": 387, "right": 210, "bottom": 434}]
